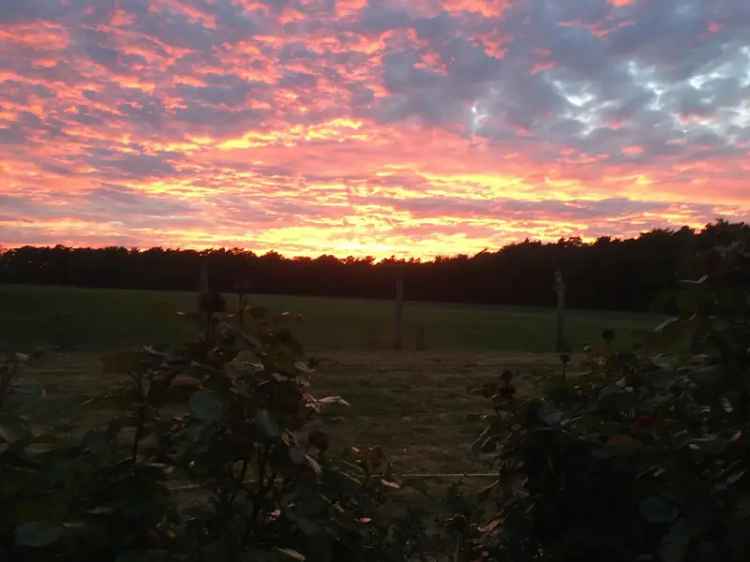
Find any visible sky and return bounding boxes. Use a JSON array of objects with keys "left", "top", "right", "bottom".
[{"left": 0, "top": 0, "right": 749, "bottom": 258}]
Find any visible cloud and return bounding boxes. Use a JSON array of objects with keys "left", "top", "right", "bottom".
[{"left": 0, "top": 0, "right": 749, "bottom": 257}]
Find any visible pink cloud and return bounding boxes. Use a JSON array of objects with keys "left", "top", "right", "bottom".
[{"left": 0, "top": 0, "right": 748, "bottom": 258}]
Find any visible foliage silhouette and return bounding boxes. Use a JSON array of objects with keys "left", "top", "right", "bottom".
[
  {"left": 2, "top": 220, "right": 749, "bottom": 312},
  {"left": 0, "top": 286, "right": 429, "bottom": 561},
  {"left": 470, "top": 236, "right": 750, "bottom": 561}
]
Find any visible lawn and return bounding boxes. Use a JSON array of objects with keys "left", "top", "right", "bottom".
[
  {"left": 4, "top": 283, "right": 665, "bottom": 527},
  {"left": 0, "top": 284, "right": 664, "bottom": 353},
  {"left": 17, "top": 349, "right": 563, "bottom": 484}
]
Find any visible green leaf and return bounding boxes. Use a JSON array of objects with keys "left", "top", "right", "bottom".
[
  {"left": 640, "top": 496, "right": 679, "bottom": 524},
  {"left": 189, "top": 391, "right": 224, "bottom": 422},
  {"left": 14, "top": 521, "right": 63, "bottom": 548}
]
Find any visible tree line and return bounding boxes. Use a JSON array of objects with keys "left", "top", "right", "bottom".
[{"left": 1, "top": 220, "right": 747, "bottom": 312}]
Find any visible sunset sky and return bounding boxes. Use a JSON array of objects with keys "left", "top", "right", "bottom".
[{"left": 0, "top": 0, "right": 749, "bottom": 258}]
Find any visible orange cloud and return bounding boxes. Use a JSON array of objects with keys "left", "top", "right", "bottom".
[{"left": 0, "top": 0, "right": 747, "bottom": 258}]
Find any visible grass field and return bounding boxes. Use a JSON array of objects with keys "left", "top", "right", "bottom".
[
  {"left": 17, "top": 350, "right": 562, "bottom": 478},
  {"left": 11, "top": 349, "right": 560, "bottom": 560},
  {"left": 0, "top": 284, "right": 664, "bottom": 353},
  {"left": 4, "top": 283, "right": 665, "bottom": 519}
]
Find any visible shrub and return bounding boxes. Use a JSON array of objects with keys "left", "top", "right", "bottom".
[
  {"left": 472, "top": 241, "right": 750, "bottom": 562},
  {"left": 0, "top": 288, "right": 411, "bottom": 561}
]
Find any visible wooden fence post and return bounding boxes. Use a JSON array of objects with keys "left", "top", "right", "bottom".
[
  {"left": 394, "top": 277, "right": 404, "bottom": 351},
  {"left": 554, "top": 269, "right": 566, "bottom": 353},
  {"left": 198, "top": 262, "right": 211, "bottom": 341},
  {"left": 234, "top": 279, "right": 251, "bottom": 330}
]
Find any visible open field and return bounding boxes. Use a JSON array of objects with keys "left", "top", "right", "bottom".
[
  {"left": 2, "top": 284, "right": 669, "bottom": 555},
  {"left": 8, "top": 349, "right": 568, "bottom": 541},
  {"left": 0, "top": 284, "right": 664, "bottom": 353},
  {"left": 16, "top": 350, "right": 564, "bottom": 480}
]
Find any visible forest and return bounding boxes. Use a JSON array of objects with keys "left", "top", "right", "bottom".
[{"left": 2, "top": 220, "right": 748, "bottom": 312}]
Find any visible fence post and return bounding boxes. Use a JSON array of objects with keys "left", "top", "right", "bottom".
[
  {"left": 234, "top": 280, "right": 251, "bottom": 330},
  {"left": 554, "top": 269, "right": 566, "bottom": 353},
  {"left": 198, "top": 262, "right": 211, "bottom": 341},
  {"left": 394, "top": 277, "right": 404, "bottom": 351}
]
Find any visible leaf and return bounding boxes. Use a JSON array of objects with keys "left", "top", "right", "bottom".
[
  {"left": 726, "top": 470, "right": 746, "bottom": 486},
  {"left": 478, "top": 517, "right": 503, "bottom": 534},
  {"left": 14, "top": 521, "right": 63, "bottom": 548},
  {"left": 189, "top": 391, "right": 224, "bottom": 422},
  {"left": 255, "top": 410, "right": 280, "bottom": 440},
  {"left": 317, "top": 396, "right": 351, "bottom": 407},
  {"left": 305, "top": 454, "right": 322, "bottom": 477},
  {"left": 294, "top": 361, "right": 315, "bottom": 374},
  {"left": 176, "top": 311, "right": 199, "bottom": 319},
  {"left": 640, "top": 496, "right": 679, "bottom": 524},
  {"left": 679, "top": 275, "right": 709, "bottom": 286},
  {"left": 648, "top": 315, "right": 702, "bottom": 355},
  {"left": 721, "top": 396, "right": 734, "bottom": 413},
  {"left": 688, "top": 435, "right": 726, "bottom": 456},
  {"left": 275, "top": 547, "right": 306, "bottom": 561},
  {"left": 380, "top": 478, "right": 401, "bottom": 489}
]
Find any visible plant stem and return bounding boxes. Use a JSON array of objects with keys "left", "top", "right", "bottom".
[
  {"left": 229, "top": 458, "right": 249, "bottom": 506},
  {"left": 244, "top": 444, "right": 273, "bottom": 545},
  {"left": 132, "top": 404, "right": 144, "bottom": 463}
]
